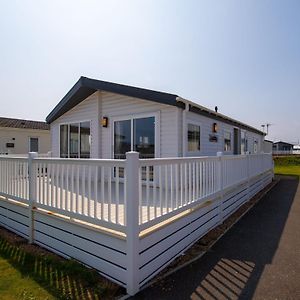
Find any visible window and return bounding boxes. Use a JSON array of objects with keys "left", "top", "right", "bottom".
[
  {"left": 69, "top": 124, "right": 79, "bottom": 158},
  {"left": 113, "top": 115, "right": 156, "bottom": 180},
  {"left": 29, "top": 137, "right": 39, "bottom": 152},
  {"left": 60, "top": 122, "right": 91, "bottom": 158},
  {"left": 224, "top": 131, "right": 231, "bottom": 151},
  {"left": 188, "top": 124, "right": 200, "bottom": 152},
  {"left": 241, "top": 131, "right": 248, "bottom": 154},
  {"left": 80, "top": 122, "right": 91, "bottom": 158},
  {"left": 114, "top": 119, "right": 131, "bottom": 159},
  {"left": 60, "top": 125, "right": 68, "bottom": 158},
  {"left": 113, "top": 116, "right": 155, "bottom": 159},
  {"left": 254, "top": 140, "right": 258, "bottom": 153},
  {"left": 133, "top": 117, "right": 155, "bottom": 158}
]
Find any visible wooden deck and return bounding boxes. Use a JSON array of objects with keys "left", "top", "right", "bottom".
[{"left": 35, "top": 178, "right": 186, "bottom": 226}]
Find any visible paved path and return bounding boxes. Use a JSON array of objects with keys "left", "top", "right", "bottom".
[{"left": 133, "top": 176, "right": 300, "bottom": 300}]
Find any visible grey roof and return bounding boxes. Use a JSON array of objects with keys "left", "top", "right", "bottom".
[
  {"left": 46, "top": 77, "right": 181, "bottom": 124},
  {"left": 0, "top": 117, "right": 50, "bottom": 130},
  {"left": 46, "top": 76, "right": 264, "bottom": 135},
  {"left": 273, "top": 141, "right": 294, "bottom": 146}
]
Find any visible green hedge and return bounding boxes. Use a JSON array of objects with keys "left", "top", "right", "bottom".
[{"left": 273, "top": 156, "right": 300, "bottom": 166}]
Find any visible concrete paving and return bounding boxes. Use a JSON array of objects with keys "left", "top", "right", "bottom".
[{"left": 133, "top": 176, "right": 300, "bottom": 300}]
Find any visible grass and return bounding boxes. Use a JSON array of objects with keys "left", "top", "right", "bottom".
[
  {"left": 0, "top": 227, "right": 123, "bottom": 300},
  {"left": 274, "top": 165, "right": 300, "bottom": 177},
  {"left": 0, "top": 254, "right": 55, "bottom": 300},
  {"left": 274, "top": 155, "right": 300, "bottom": 177}
]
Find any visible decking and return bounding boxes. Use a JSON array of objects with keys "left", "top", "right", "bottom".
[{"left": 0, "top": 152, "right": 273, "bottom": 295}]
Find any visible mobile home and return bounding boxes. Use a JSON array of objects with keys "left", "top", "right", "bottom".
[
  {"left": 46, "top": 77, "right": 265, "bottom": 159},
  {"left": 0, "top": 117, "right": 50, "bottom": 155},
  {"left": 0, "top": 77, "right": 272, "bottom": 296}
]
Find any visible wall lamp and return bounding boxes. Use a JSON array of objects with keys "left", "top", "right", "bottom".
[
  {"left": 212, "top": 122, "right": 218, "bottom": 133},
  {"left": 101, "top": 117, "right": 108, "bottom": 128}
]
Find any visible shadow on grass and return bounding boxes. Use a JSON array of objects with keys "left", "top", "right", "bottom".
[
  {"left": 133, "top": 177, "right": 299, "bottom": 299},
  {"left": 0, "top": 232, "right": 122, "bottom": 300}
]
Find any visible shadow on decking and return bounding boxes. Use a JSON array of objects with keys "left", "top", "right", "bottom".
[{"left": 133, "top": 176, "right": 299, "bottom": 300}]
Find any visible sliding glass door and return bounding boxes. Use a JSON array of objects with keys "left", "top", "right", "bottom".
[
  {"left": 113, "top": 116, "right": 155, "bottom": 159},
  {"left": 113, "top": 115, "right": 156, "bottom": 179},
  {"left": 133, "top": 117, "right": 155, "bottom": 159},
  {"left": 114, "top": 119, "right": 131, "bottom": 159}
]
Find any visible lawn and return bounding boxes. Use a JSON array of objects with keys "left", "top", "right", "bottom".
[
  {"left": 274, "top": 165, "right": 300, "bottom": 177},
  {"left": 0, "top": 227, "right": 123, "bottom": 300},
  {"left": 0, "top": 254, "right": 55, "bottom": 300},
  {"left": 274, "top": 155, "right": 300, "bottom": 177}
]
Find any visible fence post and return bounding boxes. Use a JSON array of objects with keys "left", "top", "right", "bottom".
[
  {"left": 125, "top": 151, "right": 140, "bottom": 295},
  {"left": 28, "top": 152, "right": 38, "bottom": 244},
  {"left": 217, "top": 152, "right": 223, "bottom": 224}
]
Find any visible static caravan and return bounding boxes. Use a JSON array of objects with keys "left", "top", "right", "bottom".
[
  {"left": 0, "top": 117, "right": 50, "bottom": 155},
  {"left": 0, "top": 77, "right": 272, "bottom": 296},
  {"left": 46, "top": 77, "right": 265, "bottom": 159}
]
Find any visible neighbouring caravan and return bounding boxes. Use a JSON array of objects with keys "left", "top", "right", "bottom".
[{"left": 0, "top": 117, "right": 50, "bottom": 155}]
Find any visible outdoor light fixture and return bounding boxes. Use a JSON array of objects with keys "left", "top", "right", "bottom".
[
  {"left": 212, "top": 122, "right": 218, "bottom": 133},
  {"left": 101, "top": 117, "right": 108, "bottom": 127}
]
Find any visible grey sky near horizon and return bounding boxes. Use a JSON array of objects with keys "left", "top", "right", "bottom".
[{"left": 0, "top": 0, "right": 299, "bottom": 143}]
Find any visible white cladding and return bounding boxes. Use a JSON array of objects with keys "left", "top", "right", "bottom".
[
  {"left": 100, "top": 91, "right": 180, "bottom": 158},
  {"left": 51, "top": 91, "right": 180, "bottom": 158},
  {"left": 50, "top": 91, "right": 264, "bottom": 158},
  {"left": 185, "top": 111, "right": 263, "bottom": 156}
]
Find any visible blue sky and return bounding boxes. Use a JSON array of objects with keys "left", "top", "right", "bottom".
[{"left": 0, "top": 0, "right": 299, "bottom": 143}]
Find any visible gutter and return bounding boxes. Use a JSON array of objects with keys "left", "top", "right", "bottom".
[{"left": 176, "top": 97, "right": 265, "bottom": 137}]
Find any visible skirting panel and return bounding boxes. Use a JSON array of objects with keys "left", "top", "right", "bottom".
[
  {"left": 139, "top": 201, "right": 219, "bottom": 286},
  {"left": 138, "top": 171, "right": 273, "bottom": 288},
  {"left": 0, "top": 200, "right": 29, "bottom": 238},
  {"left": 33, "top": 212, "right": 127, "bottom": 287}
]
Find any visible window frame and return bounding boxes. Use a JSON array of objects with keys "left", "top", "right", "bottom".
[
  {"left": 29, "top": 137, "right": 39, "bottom": 153},
  {"left": 69, "top": 123, "right": 80, "bottom": 158},
  {"left": 187, "top": 122, "right": 201, "bottom": 154},
  {"left": 111, "top": 111, "right": 160, "bottom": 159},
  {"left": 241, "top": 130, "right": 248, "bottom": 154},
  {"left": 58, "top": 120, "right": 91, "bottom": 158},
  {"left": 223, "top": 129, "right": 232, "bottom": 152},
  {"left": 253, "top": 138, "right": 258, "bottom": 154},
  {"left": 79, "top": 121, "right": 92, "bottom": 159},
  {"left": 111, "top": 112, "right": 160, "bottom": 183}
]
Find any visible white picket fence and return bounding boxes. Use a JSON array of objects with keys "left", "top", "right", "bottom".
[{"left": 0, "top": 152, "right": 273, "bottom": 295}]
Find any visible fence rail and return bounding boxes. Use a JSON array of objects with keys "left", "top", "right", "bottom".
[
  {"left": 33, "top": 157, "right": 126, "bottom": 232},
  {"left": 138, "top": 153, "right": 273, "bottom": 229},
  {"left": 0, "top": 152, "right": 274, "bottom": 295},
  {"left": 139, "top": 156, "right": 220, "bottom": 228},
  {"left": 0, "top": 157, "right": 29, "bottom": 203}
]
